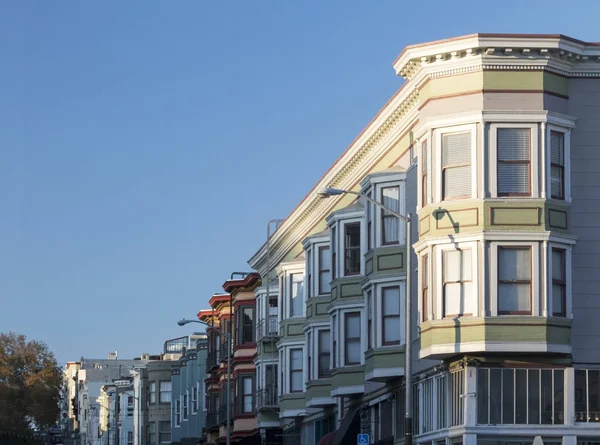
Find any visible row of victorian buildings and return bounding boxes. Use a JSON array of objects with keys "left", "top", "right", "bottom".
[{"left": 198, "top": 32, "right": 600, "bottom": 445}]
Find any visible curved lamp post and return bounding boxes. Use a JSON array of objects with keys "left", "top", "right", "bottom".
[
  {"left": 318, "top": 186, "right": 414, "bottom": 445},
  {"left": 178, "top": 318, "right": 231, "bottom": 445}
]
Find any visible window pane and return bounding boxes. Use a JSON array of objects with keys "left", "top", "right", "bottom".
[
  {"left": 291, "top": 274, "right": 304, "bottom": 316},
  {"left": 553, "top": 284, "right": 565, "bottom": 315},
  {"left": 382, "top": 187, "right": 400, "bottom": 244},
  {"left": 382, "top": 287, "right": 400, "bottom": 315},
  {"left": 551, "top": 165, "right": 564, "bottom": 198},
  {"left": 499, "top": 248, "right": 531, "bottom": 281},
  {"left": 444, "top": 165, "right": 471, "bottom": 198},
  {"left": 290, "top": 349, "right": 302, "bottom": 370},
  {"left": 319, "top": 247, "right": 331, "bottom": 270},
  {"left": 541, "top": 370, "right": 553, "bottom": 424},
  {"left": 502, "top": 369, "right": 515, "bottom": 424},
  {"left": 444, "top": 250, "right": 462, "bottom": 281},
  {"left": 498, "top": 128, "right": 530, "bottom": 161},
  {"left": 498, "top": 283, "right": 531, "bottom": 312},
  {"left": 346, "top": 313, "right": 360, "bottom": 336},
  {"left": 551, "top": 131, "right": 564, "bottom": 166},
  {"left": 515, "top": 369, "right": 527, "bottom": 423},
  {"left": 498, "top": 163, "right": 530, "bottom": 194},
  {"left": 589, "top": 370, "right": 600, "bottom": 415},
  {"left": 554, "top": 370, "right": 564, "bottom": 424},
  {"left": 319, "top": 247, "right": 331, "bottom": 294},
  {"left": 575, "top": 369, "right": 587, "bottom": 419},
  {"left": 477, "top": 369, "right": 489, "bottom": 424},
  {"left": 319, "top": 330, "right": 330, "bottom": 353},
  {"left": 528, "top": 370, "right": 540, "bottom": 424},
  {"left": 443, "top": 132, "right": 471, "bottom": 166},
  {"left": 490, "top": 369, "right": 502, "bottom": 424},
  {"left": 383, "top": 318, "right": 400, "bottom": 343},
  {"left": 346, "top": 340, "right": 361, "bottom": 364},
  {"left": 344, "top": 223, "right": 361, "bottom": 274},
  {"left": 553, "top": 249, "right": 565, "bottom": 280}
]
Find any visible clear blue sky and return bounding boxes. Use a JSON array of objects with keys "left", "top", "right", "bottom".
[{"left": 1, "top": 0, "right": 597, "bottom": 364}]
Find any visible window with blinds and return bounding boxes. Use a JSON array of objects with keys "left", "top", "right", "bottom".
[
  {"left": 551, "top": 131, "right": 565, "bottom": 199},
  {"left": 442, "top": 132, "right": 471, "bottom": 199},
  {"left": 443, "top": 249, "right": 472, "bottom": 317},
  {"left": 497, "top": 128, "right": 531, "bottom": 196}
]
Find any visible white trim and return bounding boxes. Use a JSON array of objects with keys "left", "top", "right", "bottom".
[
  {"left": 330, "top": 384, "right": 365, "bottom": 398},
  {"left": 435, "top": 241, "right": 479, "bottom": 319},
  {"left": 547, "top": 242, "right": 573, "bottom": 319},
  {"left": 546, "top": 123, "right": 572, "bottom": 203},
  {"left": 306, "top": 396, "right": 336, "bottom": 407},
  {"left": 420, "top": 341, "right": 571, "bottom": 358},
  {"left": 490, "top": 241, "right": 540, "bottom": 316},
  {"left": 365, "top": 367, "right": 404, "bottom": 382},
  {"left": 434, "top": 123, "right": 478, "bottom": 203},
  {"left": 489, "top": 122, "right": 540, "bottom": 199}
]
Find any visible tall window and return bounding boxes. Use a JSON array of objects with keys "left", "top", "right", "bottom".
[
  {"left": 159, "top": 381, "right": 171, "bottom": 403},
  {"left": 159, "top": 421, "right": 171, "bottom": 443},
  {"left": 147, "top": 422, "right": 156, "bottom": 444},
  {"left": 344, "top": 223, "right": 361, "bottom": 275},
  {"left": 183, "top": 392, "right": 188, "bottom": 419},
  {"left": 239, "top": 306, "right": 255, "bottom": 344},
  {"left": 290, "top": 273, "right": 304, "bottom": 317},
  {"left": 497, "top": 128, "right": 531, "bottom": 196},
  {"left": 552, "top": 249, "right": 566, "bottom": 317},
  {"left": 307, "top": 252, "right": 312, "bottom": 298},
  {"left": 422, "top": 254, "right": 429, "bottom": 322},
  {"left": 127, "top": 431, "right": 133, "bottom": 445},
  {"left": 382, "top": 287, "right": 401, "bottom": 345},
  {"left": 367, "top": 290, "right": 373, "bottom": 349},
  {"left": 478, "top": 368, "right": 564, "bottom": 425},
  {"left": 332, "top": 227, "right": 337, "bottom": 279},
  {"left": 175, "top": 399, "right": 181, "bottom": 425},
  {"left": 344, "top": 312, "right": 361, "bottom": 365},
  {"left": 242, "top": 376, "right": 253, "bottom": 413},
  {"left": 575, "top": 369, "right": 600, "bottom": 423},
  {"left": 442, "top": 132, "right": 471, "bottom": 199},
  {"left": 318, "top": 246, "right": 331, "bottom": 294},
  {"left": 422, "top": 140, "right": 428, "bottom": 206},
  {"left": 498, "top": 247, "right": 532, "bottom": 315},
  {"left": 381, "top": 186, "right": 400, "bottom": 245},
  {"left": 192, "top": 385, "right": 198, "bottom": 413},
  {"left": 149, "top": 381, "right": 156, "bottom": 404},
  {"left": 551, "top": 131, "right": 565, "bottom": 199},
  {"left": 307, "top": 332, "right": 312, "bottom": 381},
  {"left": 443, "top": 249, "right": 472, "bottom": 317},
  {"left": 318, "top": 330, "right": 331, "bottom": 378},
  {"left": 332, "top": 314, "right": 337, "bottom": 369},
  {"left": 290, "top": 349, "right": 303, "bottom": 392}
]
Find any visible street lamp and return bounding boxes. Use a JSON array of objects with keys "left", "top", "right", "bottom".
[
  {"left": 178, "top": 318, "right": 231, "bottom": 445},
  {"left": 318, "top": 186, "right": 414, "bottom": 445}
]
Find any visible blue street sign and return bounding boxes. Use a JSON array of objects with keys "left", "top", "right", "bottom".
[{"left": 358, "top": 433, "right": 369, "bottom": 445}]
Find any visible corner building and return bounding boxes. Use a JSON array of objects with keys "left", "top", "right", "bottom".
[{"left": 246, "top": 33, "right": 600, "bottom": 445}]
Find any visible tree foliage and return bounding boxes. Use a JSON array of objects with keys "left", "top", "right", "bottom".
[{"left": 0, "top": 332, "right": 61, "bottom": 434}]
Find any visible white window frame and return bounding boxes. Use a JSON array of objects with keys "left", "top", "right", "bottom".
[
  {"left": 434, "top": 241, "right": 479, "bottom": 319},
  {"left": 331, "top": 218, "right": 365, "bottom": 278},
  {"left": 418, "top": 133, "right": 432, "bottom": 210},
  {"left": 490, "top": 241, "right": 540, "bottom": 317},
  {"left": 316, "top": 327, "right": 331, "bottom": 379},
  {"left": 316, "top": 243, "right": 332, "bottom": 296},
  {"left": 546, "top": 242, "right": 572, "bottom": 319},
  {"left": 489, "top": 123, "right": 539, "bottom": 198},
  {"left": 339, "top": 307, "right": 365, "bottom": 366},
  {"left": 374, "top": 280, "right": 405, "bottom": 348},
  {"left": 288, "top": 346, "right": 304, "bottom": 393},
  {"left": 418, "top": 246, "right": 433, "bottom": 323},
  {"left": 375, "top": 181, "right": 406, "bottom": 248},
  {"left": 545, "top": 124, "right": 571, "bottom": 202},
  {"left": 435, "top": 123, "right": 478, "bottom": 202}
]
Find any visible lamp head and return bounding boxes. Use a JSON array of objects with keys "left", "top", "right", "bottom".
[
  {"left": 177, "top": 319, "right": 188, "bottom": 327},
  {"left": 317, "top": 187, "right": 346, "bottom": 198}
]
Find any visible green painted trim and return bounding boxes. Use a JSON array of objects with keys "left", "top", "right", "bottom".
[
  {"left": 420, "top": 316, "right": 571, "bottom": 355},
  {"left": 365, "top": 246, "right": 406, "bottom": 278},
  {"left": 329, "top": 275, "right": 364, "bottom": 308},
  {"left": 418, "top": 200, "right": 571, "bottom": 237},
  {"left": 364, "top": 346, "right": 405, "bottom": 378},
  {"left": 306, "top": 296, "right": 331, "bottom": 322},
  {"left": 279, "top": 392, "right": 306, "bottom": 413},
  {"left": 330, "top": 365, "right": 365, "bottom": 393},
  {"left": 279, "top": 318, "right": 306, "bottom": 339},
  {"left": 306, "top": 379, "right": 334, "bottom": 404}
]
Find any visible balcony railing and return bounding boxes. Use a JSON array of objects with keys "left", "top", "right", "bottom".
[
  {"left": 257, "top": 316, "right": 279, "bottom": 341},
  {"left": 256, "top": 386, "right": 279, "bottom": 410},
  {"left": 205, "top": 411, "right": 219, "bottom": 429}
]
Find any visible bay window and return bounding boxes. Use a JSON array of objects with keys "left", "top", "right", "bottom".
[
  {"left": 382, "top": 287, "right": 401, "bottom": 345},
  {"left": 550, "top": 131, "right": 565, "bottom": 200},
  {"left": 498, "top": 247, "right": 532, "bottom": 315},
  {"left": 477, "top": 368, "right": 564, "bottom": 425},
  {"left": 497, "top": 128, "right": 531, "bottom": 196},
  {"left": 442, "top": 131, "right": 472, "bottom": 200},
  {"left": 381, "top": 186, "right": 400, "bottom": 245},
  {"left": 443, "top": 249, "right": 472, "bottom": 318},
  {"left": 344, "top": 223, "right": 361, "bottom": 275},
  {"left": 290, "top": 348, "right": 303, "bottom": 392},
  {"left": 552, "top": 248, "right": 566, "bottom": 317},
  {"left": 331, "top": 227, "right": 337, "bottom": 280},
  {"left": 318, "top": 330, "right": 331, "bottom": 378},
  {"left": 344, "top": 312, "right": 361, "bottom": 365}
]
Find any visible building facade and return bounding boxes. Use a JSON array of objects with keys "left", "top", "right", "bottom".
[{"left": 243, "top": 33, "right": 600, "bottom": 445}]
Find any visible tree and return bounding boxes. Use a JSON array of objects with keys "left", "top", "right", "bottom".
[{"left": 0, "top": 332, "right": 62, "bottom": 434}]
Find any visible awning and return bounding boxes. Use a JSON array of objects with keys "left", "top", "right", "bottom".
[
  {"left": 317, "top": 431, "right": 337, "bottom": 445},
  {"left": 331, "top": 403, "right": 360, "bottom": 445}
]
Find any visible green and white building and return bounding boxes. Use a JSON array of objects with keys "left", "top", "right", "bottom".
[{"left": 248, "top": 33, "right": 600, "bottom": 445}]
